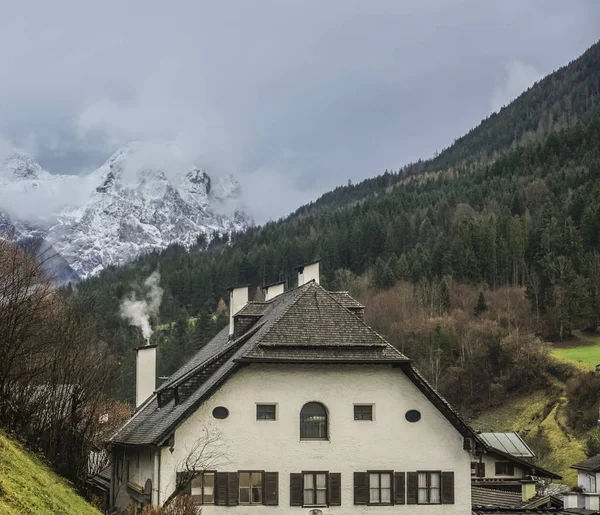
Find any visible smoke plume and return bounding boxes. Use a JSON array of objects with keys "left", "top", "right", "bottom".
[{"left": 120, "top": 271, "right": 163, "bottom": 342}]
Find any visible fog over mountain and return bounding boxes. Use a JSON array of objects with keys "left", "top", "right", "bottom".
[{"left": 0, "top": 1, "right": 599, "bottom": 222}]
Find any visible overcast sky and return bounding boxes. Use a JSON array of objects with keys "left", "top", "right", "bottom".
[{"left": 0, "top": 1, "right": 598, "bottom": 222}]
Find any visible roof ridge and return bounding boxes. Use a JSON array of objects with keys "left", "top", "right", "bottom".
[{"left": 243, "top": 281, "right": 315, "bottom": 347}]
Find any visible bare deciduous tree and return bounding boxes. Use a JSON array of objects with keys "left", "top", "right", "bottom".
[{"left": 0, "top": 240, "right": 116, "bottom": 488}]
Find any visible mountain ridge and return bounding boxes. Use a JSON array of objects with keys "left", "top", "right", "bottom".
[{"left": 0, "top": 144, "right": 251, "bottom": 279}]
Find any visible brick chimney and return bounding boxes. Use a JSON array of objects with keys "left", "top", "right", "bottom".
[
  {"left": 229, "top": 285, "right": 249, "bottom": 337},
  {"left": 296, "top": 261, "right": 320, "bottom": 286},
  {"left": 135, "top": 344, "right": 157, "bottom": 408}
]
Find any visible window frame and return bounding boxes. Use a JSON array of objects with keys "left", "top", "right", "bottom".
[
  {"left": 190, "top": 470, "right": 216, "bottom": 505},
  {"left": 354, "top": 404, "right": 374, "bottom": 421},
  {"left": 238, "top": 470, "right": 264, "bottom": 505},
  {"left": 256, "top": 403, "right": 277, "bottom": 421},
  {"left": 416, "top": 470, "right": 442, "bottom": 505},
  {"left": 302, "top": 471, "right": 329, "bottom": 507},
  {"left": 367, "top": 470, "right": 393, "bottom": 505},
  {"left": 300, "top": 402, "right": 329, "bottom": 441},
  {"left": 494, "top": 461, "right": 514, "bottom": 476}
]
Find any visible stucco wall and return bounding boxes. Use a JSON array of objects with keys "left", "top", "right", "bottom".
[
  {"left": 578, "top": 470, "right": 599, "bottom": 492},
  {"left": 476, "top": 452, "right": 524, "bottom": 479},
  {"left": 157, "top": 363, "right": 471, "bottom": 514}
]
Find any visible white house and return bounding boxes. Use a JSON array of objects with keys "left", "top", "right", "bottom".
[{"left": 109, "top": 261, "right": 482, "bottom": 514}]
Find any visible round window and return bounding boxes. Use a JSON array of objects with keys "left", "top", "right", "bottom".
[
  {"left": 405, "top": 409, "right": 421, "bottom": 422},
  {"left": 212, "top": 406, "right": 229, "bottom": 419}
]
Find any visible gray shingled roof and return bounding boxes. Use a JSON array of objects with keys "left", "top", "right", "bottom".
[
  {"left": 111, "top": 281, "right": 479, "bottom": 447},
  {"left": 572, "top": 454, "right": 600, "bottom": 472},
  {"left": 327, "top": 291, "right": 364, "bottom": 310},
  {"left": 471, "top": 487, "right": 563, "bottom": 511}
]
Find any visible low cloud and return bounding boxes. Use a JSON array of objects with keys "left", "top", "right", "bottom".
[{"left": 490, "top": 61, "right": 543, "bottom": 113}]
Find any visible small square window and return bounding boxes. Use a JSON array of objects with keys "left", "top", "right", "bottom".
[
  {"left": 256, "top": 404, "right": 276, "bottom": 420},
  {"left": 354, "top": 405, "right": 373, "bottom": 420}
]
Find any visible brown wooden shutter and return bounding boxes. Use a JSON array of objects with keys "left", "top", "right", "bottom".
[
  {"left": 394, "top": 472, "right": 405, "bottom": 504},
  {"left": 227, "top": 472, "right": 239, "bottom": 506},
  {"left": 216, "top": 472, "right": 228, "bottom": 505},
  {"left": 329, "top": 473, "right": 341, "bottom": 506},
  {"left": 407, "top": 472, "right": 418, "bottom": 504},
  {"left": 263, "top": 472, "right": 279, "bottom": 506},
  {"left": 353, "top": 472, "right": 368, "bottom": 505},
  {"left": 290, "top": 473, "right": 303, "bottom": 506},
  {"left": 175, "top": 472, "right": 191, "bottom": 495},
  {"left": 476, "top": 462, "right": 485, "bottom": 477},
  {"left": 441, "top": 472, "right": 454, "bottom": 504}
]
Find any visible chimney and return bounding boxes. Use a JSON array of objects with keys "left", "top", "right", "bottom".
[
  {"left": 229, "top": 285, "right": 249, "bottom": 337},
  {"left": 520, "top": 479, "right": 536, "bottom": 502},
  {"left": 296, "top": 261, "right": 320, "bottom": 286},
  {"left": 135, "top": 344, "right": 157, "bottom": 408},
  {"left": 264, "top": 281, "right": 285, "bottom": 301}
]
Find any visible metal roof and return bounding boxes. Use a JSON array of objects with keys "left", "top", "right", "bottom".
[{"left": 479, "top": 432, "right": 535, "bottom": 458}]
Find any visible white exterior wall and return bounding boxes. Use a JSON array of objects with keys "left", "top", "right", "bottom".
[
  {"left": 158, "top": 364, "right": 471, "bottom": 514},
  {"left": 477, "top": 453, "right": 524, "bottom": 479},
  {"left": 577, "top": 470, "right": 599, "bottom": 492},
  {"left": 136, "top": 346, "right": 157, "bottom": 408}
]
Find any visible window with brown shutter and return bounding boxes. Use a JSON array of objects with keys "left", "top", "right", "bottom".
[
  {"left": 303, "top": 472, "right": 328, "bottom": 506},
  {"left": 394, "top": 472, "right": 405, "bottom": 504},
  {"left": 329, "top": 473, "right": 341, "bottom": 506},
  {"left": 354, "top": 471, "right": 368, "bottom": 505},
  {"left": 189, "top": 471, "right": 215, "bottom": 504},
  {"left": 290, "top": 473, "right": 303, "bottom": 506},
  {"left": 417, "top": 471, "right": 441, "bottom": 504},
  {"left": 442, "top": 472, "right": 454, "bottom": 504},
  {"left": 263, "top": 472, "right": 279, "bottom": 506},
  {"left": 368, "top": 471, "right": 393, "bottom": 505},
  {"left": 239, "top": 471, "right": 262, "bottom": 504},
  {"left": 471, "top": 462, "right": 485, "bottom": 477},
  {"left": 407, "top": 472, "right": 418, "bottom": 504}
]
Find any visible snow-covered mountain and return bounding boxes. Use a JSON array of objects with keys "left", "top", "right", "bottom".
[{"left": 0, "top": 145, "right": 251, "bottom": 279}]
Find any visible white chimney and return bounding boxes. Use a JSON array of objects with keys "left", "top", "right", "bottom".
[
  {"left": 229, "top": 285, "right": 249, "bottom": 337},
  {"left": 264, "top": 281, "right": 285, "bottom": 301},
  {"left": 135, "top": 344, "right": 157, "bottom": 408},
  {"left": 297, "top": 261, "right": 320, "bottom": 286}
]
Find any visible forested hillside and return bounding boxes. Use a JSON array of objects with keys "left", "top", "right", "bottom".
[{"left": 73, "top": 41, "right": 600, "bottom": 410}]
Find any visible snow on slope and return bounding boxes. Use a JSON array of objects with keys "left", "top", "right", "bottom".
[{"left": 0, "top": 145, "right": 251, "bottom": 278}]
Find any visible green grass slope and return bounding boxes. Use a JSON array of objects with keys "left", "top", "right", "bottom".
[
  {"left": 470, "top": 390, "right": 591, "bottom": 486},
  {"left": 551, "top": 331, "right": 600, "bottom": 370},
  {"left": 0, "top": 431, "right": 101, "bottom": 515}
]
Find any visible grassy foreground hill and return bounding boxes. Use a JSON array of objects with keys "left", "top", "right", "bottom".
[{"left": 0, "top": 430, "right": 100, "bottom": 515}]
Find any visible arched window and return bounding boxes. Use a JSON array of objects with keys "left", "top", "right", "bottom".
[{"left": 300, "top": 402, "right": 328, "bottom": 440}]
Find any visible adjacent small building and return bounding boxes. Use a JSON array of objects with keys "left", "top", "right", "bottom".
[{"left": 471, "top": 432, "right": 562, "bottom": 512}]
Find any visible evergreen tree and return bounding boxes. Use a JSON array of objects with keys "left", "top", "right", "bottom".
[
  {"left": 440, "top": 279, "right": 452, "bottom": 313},
  {"left": 473, "top": 291, "right": 488, "bottom": 316}
]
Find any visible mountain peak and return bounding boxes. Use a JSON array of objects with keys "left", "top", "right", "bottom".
[{"left": 1, "top": 151, "right": 48, "bottom": 180}]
